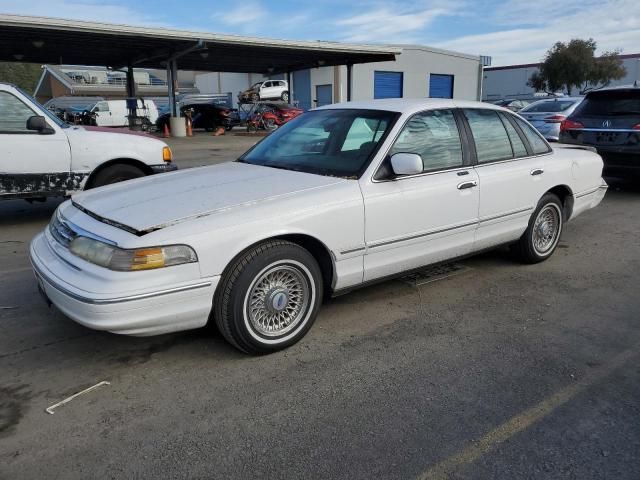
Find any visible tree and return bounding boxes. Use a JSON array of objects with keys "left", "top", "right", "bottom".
[
  {"left": 0, "top": 62, "right": 42, "bottom": 93},
  {"left": 527, "top": 39, "right": 627, "bottom": 95}
]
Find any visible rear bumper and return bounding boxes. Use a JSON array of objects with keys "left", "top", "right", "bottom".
[
  {"left": 30, "top": 232, "right": 218, "bottom": 336},
  {"left": 571, "top": 181, "right": 608, "bottom": 220}
]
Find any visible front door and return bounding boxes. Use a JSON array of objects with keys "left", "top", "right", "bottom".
[
  {"left": 0, "top": 90, "right": 72, "bottom": 197},
  {"left": 360, "top": 109, "right": 479, "bottom": 281}
]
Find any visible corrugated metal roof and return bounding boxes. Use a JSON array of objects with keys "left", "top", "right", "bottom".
[{"left": 0, "top": 14, "right": 400, "bottom": 73}]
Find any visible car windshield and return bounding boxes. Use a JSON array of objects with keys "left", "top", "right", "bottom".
[
  {"left": 522, "top": 100, "right": 578, "bottom": 113},
  {"left": 575, "top": 90, "right": 640, "bottom": 116},
  {"left": 239, "top": 109, "right": 398, "bottom": 178}
]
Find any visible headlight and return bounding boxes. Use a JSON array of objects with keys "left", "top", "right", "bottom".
[{"left": 69, "top": 236, "right": 197, "bottom": 271}]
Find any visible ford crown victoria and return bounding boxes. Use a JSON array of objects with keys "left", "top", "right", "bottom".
[{"left": 30, "top": 99, "right": 607, "bottom": 354}]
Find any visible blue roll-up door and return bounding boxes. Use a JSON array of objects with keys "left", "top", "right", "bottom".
[
  {"left": 374, "top": 71, "right": 403, "bottom": 99},
  {"left": 293, "top": 69, "right": 311, "bottom": 110},
  {"left": 315, "top": 84, "right": 333, "bottom": 107},
  {"left": 429, "top": 74, "right": 454, "bottom": 98}
]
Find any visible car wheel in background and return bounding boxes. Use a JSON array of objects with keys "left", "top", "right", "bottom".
[
  {"left": 513, "top": 193, "right": 563, "bottom": 264},
  {"left": 251, "top": 93, "right": 260, "bottom": 102},
  {"left": 281, "top": 91, "right": 289, "bottom": 102},
  {"left": 214, "top": 240, "right": 323, "bottom": 355},
  {"left": 90, "top": 164, "right": 146, "bottom": 188}
]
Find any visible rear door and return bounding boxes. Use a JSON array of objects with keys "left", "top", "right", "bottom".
[
  {"left": 0, "top": 89, "right": 72, "bottom": 197},
  {"left": 462, "top": 108, "right": 552, "bottom": 250}
]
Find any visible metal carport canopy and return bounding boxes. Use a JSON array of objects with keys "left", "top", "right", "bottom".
[{"left": 0, "top": 14, "right": 400, "bottom": 73}]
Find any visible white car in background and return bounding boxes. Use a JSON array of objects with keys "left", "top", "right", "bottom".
[
  {"left": 0, "top": 83, "right": 176, "bottom": 200},
  {"left": 91, "top": 99, "right": 159, "bottom": 128},
  {"left": 519, "top": 97, "right": 583, "bottom": 141},
  {"left": 31, "top": 99, "right": 606, "bottom": 354},
  {"left": 239, "top": 80, "right": 290, "bottom": 103}
]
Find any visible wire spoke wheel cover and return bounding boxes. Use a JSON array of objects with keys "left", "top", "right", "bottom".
[
  {"left": 244, "top": 260, "right": 313, "bottom": 338},
  {"left": 532, "top": 203, "right": 561, "bottom": 255}
]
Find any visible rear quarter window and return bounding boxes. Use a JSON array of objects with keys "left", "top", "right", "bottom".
[{"left": 513, "top": 116, "right": 551, "bottom": 155}]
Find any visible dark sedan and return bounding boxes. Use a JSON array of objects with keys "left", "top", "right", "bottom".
[
  {"left": 560, "top": 86, "right": 640, "bottom": 179},
  {"left": 156, "top": 103, "right": 240, "bottom": 132}
]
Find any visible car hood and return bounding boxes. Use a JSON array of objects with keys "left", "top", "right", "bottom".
[{"left": 71, "top": 162, "right": 345, "bottom": 235}]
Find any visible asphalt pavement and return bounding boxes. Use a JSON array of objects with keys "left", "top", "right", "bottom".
[{"left": 0, "top": 139, "right": 639, "bottom": 479}]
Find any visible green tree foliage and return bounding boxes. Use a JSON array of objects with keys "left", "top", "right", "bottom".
[
  {"left": 0, "top": 62, "right": 42, "bottom": 92},
  {"left": 527, "top": 39, "right": 627, "bottom": 95}
]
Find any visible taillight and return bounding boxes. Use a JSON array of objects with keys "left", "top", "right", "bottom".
[
  {"left": 633, "top": 124, "right": 640, "bottom": 130},
  {"left": 543, "top": 115, "right": 566, "bottom": 123},
  {"left": 560, "top": 119, "right": 584, "bottom": 132},
  {"left": 219, "top": 109, "right": 230, "bottom": 117}
]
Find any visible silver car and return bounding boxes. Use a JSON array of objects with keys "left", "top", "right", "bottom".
[{"left": 518, "top": 97, "right": 583, "bottom": 141}]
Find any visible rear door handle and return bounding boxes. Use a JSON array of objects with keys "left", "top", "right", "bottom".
[
  {"left": 530, "top": 168, "right": 544, "bottom": 176},
  {"left": 457, "top": 180, "right": 478, "bottom": 190}
]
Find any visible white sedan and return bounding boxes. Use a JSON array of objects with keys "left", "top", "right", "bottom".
[{"left": 30, "top": 99, "right": 607, "bottom": 354}]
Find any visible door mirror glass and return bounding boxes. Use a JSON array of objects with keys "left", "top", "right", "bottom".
[
  {"left": 390, "top": 153, "right": 423, "bottom": 176},
  {"left": 26, "top": 115, "right": 50, "bottom": 133}
]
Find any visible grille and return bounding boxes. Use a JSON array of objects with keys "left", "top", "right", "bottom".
[{"left": 49, "top": 214, "right": 77, "bottom": 248}]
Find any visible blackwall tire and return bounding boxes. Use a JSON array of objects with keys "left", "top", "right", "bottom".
[
  {"left": 214, "top": 240, "right": 323, "bottom": 355},
  {"left": 90, "top": 164, "right": 146, "bottom": 188}
]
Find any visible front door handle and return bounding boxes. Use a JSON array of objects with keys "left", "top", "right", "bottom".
[
  {"left": 457, "top": 180, "right": 478, "bottom": 190},
  {"left": 530, "top": 168, "right": 544, "bottom": 176}
]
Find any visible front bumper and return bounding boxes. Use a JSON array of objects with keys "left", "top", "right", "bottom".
[
  {"left": 30, "top": 232, "right": 219, "bottom": 336},
  {"left": 150, "top": 163, "right": 178, "bottom": 174}
]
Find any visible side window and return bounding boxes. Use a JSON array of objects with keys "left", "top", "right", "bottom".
[
  {"left": 513, "top": 116, "right": 551, "bottom": 155},
  {"left": 0, "top": 91, "right": 36, "bottom": 133},
  {"left": 263, "top": 81, "right": 272, "bottom": 88},
  {"left": 499, "top": 113, "right": 528, "bottom": 157},
  {"left": 389, "top": 109, "right": 463, "bottom": 172},
  {"left": 464, "top": 109, "right": 513, "bottom": 163},
  {"left": 95, "top": 101, "right": 109, "bottom": 112}
]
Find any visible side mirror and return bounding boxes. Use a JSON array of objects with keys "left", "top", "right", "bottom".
[
  {"left": 390, "top": 153, "right": 423, "bottom": 176},
  {"left": 26, "top": 115, "right": 52, "bottom": 134}
]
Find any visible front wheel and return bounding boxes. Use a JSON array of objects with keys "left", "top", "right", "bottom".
[
  {"left": 281, "top": 91, "right": 289, "bottom": 102},
  {"left": 513, "top": 193, "right": 563, "bottom": 264},
  {"left": 89, "top": 164, "right": 146, "bottom": 188},
  {"left": 214, "top": 240, "right": 323, "bottom": 355}
]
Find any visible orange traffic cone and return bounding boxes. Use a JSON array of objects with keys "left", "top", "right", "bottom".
[
  {"left": 162, "top": 123, "right": 170, "bottom": 138},
  {"left": 186, "top": 118, "right": 193, "bottom": 137}
]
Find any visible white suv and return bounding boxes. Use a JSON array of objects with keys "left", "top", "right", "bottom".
[
  {"left": 0, "top": 83, "right": 176, "bottom": 201},
  {"left": 240, "top": 80, "right": 289, "bottom": 103}
]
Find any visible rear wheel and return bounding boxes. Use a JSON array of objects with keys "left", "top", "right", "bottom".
[
  {"left": 513, "top": 193, "right": 563, "bottom": 263},
  {"left": 214, "top": 240, "right": 323, "bottom": 355},
  {"left": 90, "top": 164, "right": 146, "bottom": 188}
]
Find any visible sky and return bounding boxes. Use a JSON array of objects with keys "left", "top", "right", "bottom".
[{"left": 1, "top": 0, "right": 639, "bottom": 66}]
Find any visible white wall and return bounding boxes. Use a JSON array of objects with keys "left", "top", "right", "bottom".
[{"left": 352, "top": 46, "right": 481, "bottom": 101}]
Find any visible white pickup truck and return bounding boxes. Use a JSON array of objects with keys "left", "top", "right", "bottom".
[{"left": 1, "top": 83, "right": 176, "bottom": 200}]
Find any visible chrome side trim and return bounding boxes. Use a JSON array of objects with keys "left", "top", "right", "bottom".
[
  {"left": 32, "top": 260, "right": 212, "bottom": 305},
  {"left": 479, "top": 206, "right": 533, "bottom": 223},
  {"left": 365, "top": 207, "right": 533, "bottom": 250},
  {"left": 575, "top": 186, "right": 601, "bottom": 198},
  {"left": 368, "top": 220, "right": 478, "bottom": 249},
  {"left": 340, "top": 246, "right": 366, "bottom": 255}
]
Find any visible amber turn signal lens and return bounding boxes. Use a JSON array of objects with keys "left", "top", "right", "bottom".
[
  {"left": 162, "top": 146, "right": 173, "bottom": 162},
  {"left": 130, "top": 248, "right": 165, "bottom": 270}
]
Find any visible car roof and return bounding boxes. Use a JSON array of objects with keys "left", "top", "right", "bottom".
[
  {"left": 586, "top": 84, "right": 640, "bottom": 95},
  {"left": 316, "top": 98, "right": 508, "bottom": 115}
]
